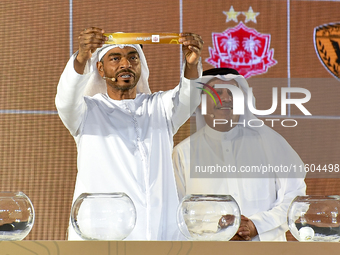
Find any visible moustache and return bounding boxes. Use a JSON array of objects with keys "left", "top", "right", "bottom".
[
  {"left": 215, "top": 103, "right": 233, "bottom": 109},
  {"left": 116, "top": 69, "right": 136, "bottom": 77}
]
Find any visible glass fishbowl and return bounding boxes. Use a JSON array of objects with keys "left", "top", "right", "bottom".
[
  {"left": 177, "top": 194, "right": 240, "bottom": 241},
  {"left": 288, "top": 195, "right": 340, "bottom": 242},
  {"left": 0, "top": 191, "right": 35, "bottom": 240},
  {"left": 71, "top": 192, "right": 136, "bottom": 240}
]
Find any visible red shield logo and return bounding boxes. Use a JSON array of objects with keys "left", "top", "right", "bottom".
[{"left": 206, "top": 22, "right": 277, "bottom": 78}]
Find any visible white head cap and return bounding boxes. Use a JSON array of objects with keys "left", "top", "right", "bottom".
[
  {"left": 195, "top": 72, "right": 255, "bottom": 131},
  {"left": 82, "top": 44, "right": 151, "bottom": 97}
]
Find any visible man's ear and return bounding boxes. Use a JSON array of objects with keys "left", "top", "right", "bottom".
[{"left": 97, "top": 61, "right": 104, "bottom": 77}]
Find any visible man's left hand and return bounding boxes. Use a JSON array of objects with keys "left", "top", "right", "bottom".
[
  {"left": 180, "top": 33, "right": 204, "bottom": 66},
  {"left": 180, "top": 33, "right": 204, "bottom": 79}
]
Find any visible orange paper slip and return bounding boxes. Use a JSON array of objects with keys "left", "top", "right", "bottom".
[{"left": 104, "top": 33, "right": 181, "bottom": 44}]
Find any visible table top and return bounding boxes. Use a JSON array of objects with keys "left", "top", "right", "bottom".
[{"left": 0, "top": 241, "right": 339, "bottom": 255}]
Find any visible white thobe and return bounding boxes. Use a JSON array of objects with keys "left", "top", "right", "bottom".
[
  {"left": 172, "top": 124, "right": 306, "bottom": 241},
  {"left": 56, "top": 54, "right": 202, "bottom": 240}
]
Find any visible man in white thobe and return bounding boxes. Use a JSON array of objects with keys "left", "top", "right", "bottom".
[
  {"left": 56, "top": 27, "right": 203, "bottom": 240},
  {"left": 172, "top": 68, "right": 306, "bottom": 241}
]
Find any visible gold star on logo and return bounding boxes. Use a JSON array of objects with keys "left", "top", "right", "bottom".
[
  {"left": 242, "top": 7, "right": 260, "bottom": 23},
  {"left": 223, "top": 6, "right": 240, "bottom": 23}
]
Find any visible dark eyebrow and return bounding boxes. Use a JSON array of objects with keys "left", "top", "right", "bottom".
[
  {"left": 107, "top": 51, "right": 139, "bottom": 57},
  {"left": 107, "top": 52, "right": 122, "bottom": 57},
  {"left": 128, "top": 51, "right": 139, "bottom": 56}
]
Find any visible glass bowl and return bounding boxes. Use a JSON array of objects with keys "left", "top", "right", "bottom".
[
  {"left": 288, "top": 195, "right": 340, "bottom": 242},
  {"left": 0, "top": 191, "right": 35, "bottom": 240},
  {"left": 71, "top": 192, "right": 136, "bottom": 240},
  {"left": 177, "top": 194, "right": 240, "bottom": 241}
]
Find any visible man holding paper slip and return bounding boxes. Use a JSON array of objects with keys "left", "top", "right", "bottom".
[{"left": 56, "top": 27, "right": 204, "bottom": 240}]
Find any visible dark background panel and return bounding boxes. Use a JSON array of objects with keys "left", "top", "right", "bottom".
[
  {"left": 0, "top": 114, "right": 77, "bottom": 240},
  {"left": 0, "top": 0, "right": 70, "bottom": 111},
  {"left": 290, "top": 0, "right": 340, "bottom": 78}
]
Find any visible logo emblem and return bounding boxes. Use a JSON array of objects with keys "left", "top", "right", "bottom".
[
  {"left": 314, "top": 23, "right": 340, "bottom": 81},
  {"left": 152, "top": 35, "right": 160, "bottom": 43},
  {"left": 206, "top": 22, "right": 277, "bottom": 78},
  {"left": 197, "top": 82, "right": 222, "bottom": 106}
]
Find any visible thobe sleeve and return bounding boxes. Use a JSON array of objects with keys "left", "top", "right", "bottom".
[
  {"left": 249, "top": 177, "right": 306, "bottom": 241},
  {"left": 55, "top": 53, "right": 90, "bottom": 136},
  {"left": 172, "top": 144, "right": 188, "bottom": 201},
  {"left": 160, "top": 60, "right": 203, "bottom": 134},
  {"left": 246, "top": 128, "right": 307, "bottom": 241}
]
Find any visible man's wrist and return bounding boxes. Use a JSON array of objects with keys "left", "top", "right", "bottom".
[
  {"left": 185, "top": 61, "right": 198, "bottom": 69},
  {"left": 76, "top": 52, "right": 88, "bottom": 65},
  {"left": 249, "top": 220, "right": 258, "bottom": 238},
  {"left": 184, "top": 62, "right": 199, "bottom": 79},
  {"left": 74, "top": 53, "right": 88, "bottom": 75}
]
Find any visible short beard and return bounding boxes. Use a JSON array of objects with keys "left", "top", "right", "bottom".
[
  {"left": 103, "top": 68, "right": 139, "bottom": 92},
  {"left": 107, "top": 82, "right": 137, "bottom": 92}
]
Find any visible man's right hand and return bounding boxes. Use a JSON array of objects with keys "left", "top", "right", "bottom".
[
  {"left": 75, "top": 27, "right": 107, "bottom": 74},
  {"left": 230, "top": 215, "right": 258, "bottom": 241}
]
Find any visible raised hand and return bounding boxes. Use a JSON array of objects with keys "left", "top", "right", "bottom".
[
  {"left": 179, "top": 33, "right": 204, "bottom": 79},
  {"left": 75, "top": 27, "right": 107, "bottom": 74}
]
